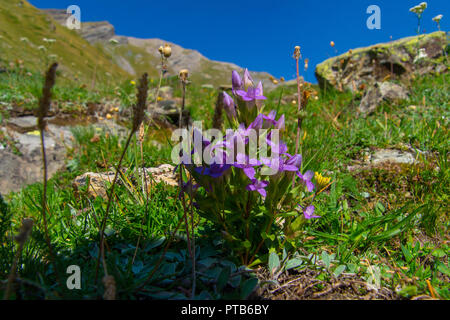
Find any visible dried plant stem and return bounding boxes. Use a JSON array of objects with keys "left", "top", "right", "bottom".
[
  {"left": 293, "top": 49, "right": 302, "bottom": 186},
  {"left": 37, "top": 63, "right": 63, "bottom": 292},
  {"left": 178, "top": 77, "right": 196, "bottom": 297},
  {"left": 95, "top": 131, "right": 134, "bottom": 279},
  {"left": 95, "top": 73, "right": 148, "bottom": 286}
]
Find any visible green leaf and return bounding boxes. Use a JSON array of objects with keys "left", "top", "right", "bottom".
[
  {"left": 333, "top": 265, "right": 346, "bottom": 278},
  {"left": 436, "top": 261, "right": 450, "bottom": 276},
  {"left": 285, "top": 258, "right": 303, "bottom": 270},
  {"left": 240, "top": 278, "right": 258, "bottom": 299},
  {"left": 401, "top": 244, "right": 413, "bottom": 263},
  {"left": 216, "top": 266, "right": 231, "bottom": 292},
  {"left": 321, "top": 251, "right": 331, "bottom": 268},
  {"left": 432, "top": 249, "right": 446, "bottom": 258},
  {"left": 131, "top": 260, "right": 144, "bottom": 274},
  {"left": 268, "top": 252, "right": 280, "bottom": 275}
]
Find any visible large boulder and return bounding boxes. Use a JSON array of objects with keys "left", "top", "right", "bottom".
[{"left": 315, "top": 31, "right": 448, "bottom": 92}]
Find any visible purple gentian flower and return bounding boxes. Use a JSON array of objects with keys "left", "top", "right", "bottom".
[
  {"left": 235, "top": 82, "right": 266, "bottom": 101},
  {"left": 266, "top": 131, "right": 288, "bottom": 155},
  {"left": 246, "top": 179, "right": 269, "bottom": 197},
  {"left": 233, "top": 153, "right": 261, "bottom": 180},
  {"left": 285, "top": 154, "right": 302, "bottom": 170},
  {"left": 243, "top": 69, "right": 254, "bottom": 89},
  {"left": 192, "top": 127, "right": 211, "bottom": 155},
  {"left": 297, "top": 170, "right": 315, "bottom": 192},
  {"left": 232, "top": 70, "right": 243, "bottom": 94},
  {"left": 261, "top": 156, "right": 298, "bottom": 174},
  {"left": 195, "top": 162, "right": 231, "bottom": 178},
  {"left": 275, "top": 114, "right": 285, "bottom": 130},
  {"left": 262, "top": 110, "right": 277, "bottom": 128},
  {"left": 298, "top": 205, "right": 320, "bottom": 219},
  {"left": 223, "top": 91, "right": 236, "bottom": 119}
]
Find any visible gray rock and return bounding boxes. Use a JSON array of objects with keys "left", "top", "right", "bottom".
[
  {"left": 73, "top": 164, "right": 178, "bottom": 198},
  {"left": 358, "top": 82, "right": 409, "bottom": 115},
  {"left": 0, "top": 116, "right": 127, "bottom": 194},
  {"left": 370, "top": 149, "right": 416, "bottom": 165},
  {"left": 158, "top": 86, "right": 174, "bottom": 99},
  {"left": 347, "top": 148, "right": 417, "bottom": 172},
  {"left": 0, "top": 128, "right": 70, "bottom": 194},
  {"left": 315, "top": 31, "right": 447, "bottom": 91}
]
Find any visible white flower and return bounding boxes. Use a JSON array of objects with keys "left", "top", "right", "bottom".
[
  {"left": 413, "top": 48, "right": 428, "bottom": 63},
  {"left": 20, "top": 37, "right": 29, "bottom": 42},
  {"left": 43, "top": 38, "right": 56, "bottom": 43},
  {"left": 409, "top": 2, "right": 426, "bottom": 15},
  {"left": 432, "top": 14, "right": 443, "bottom": 23},
  {"left": 37, "top": 45, "right": 46, "bottom": 51},
  {"left": 109, "top": 39, "right": 119, "bottom": 45}
]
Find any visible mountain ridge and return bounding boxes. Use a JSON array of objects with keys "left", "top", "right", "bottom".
[{"left": 42, "top": 8, "right": 277, "bottom": 88}]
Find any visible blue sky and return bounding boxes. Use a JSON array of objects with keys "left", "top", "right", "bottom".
[{"left": 29, "top": 0, "right": 448, "bottom": 83}]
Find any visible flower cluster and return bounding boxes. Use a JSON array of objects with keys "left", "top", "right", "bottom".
[{"left": 180, "top": 69, "right": 321, "bottom": 263}]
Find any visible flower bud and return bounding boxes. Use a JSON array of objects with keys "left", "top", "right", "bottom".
[
  {"left": 231, "top": 70, "right": 242, "bottom": 93},
  {"left": 223, "top": 91, "right": 236, "bottom": 120},
  {"left": 243, "top": 69, "right": 254, "bottom": 90}
]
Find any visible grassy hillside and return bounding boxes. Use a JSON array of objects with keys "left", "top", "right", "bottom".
[
  {"left": 0, "top": 67, "right": 448, "bottom": 299},
  {"left": 0, "top": 0, "right": 130, "bottom": 86}
]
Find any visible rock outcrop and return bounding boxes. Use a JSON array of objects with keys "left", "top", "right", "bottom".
[
  {"left": 315, "top": 31, "right": 448, "bottom": 92},
  {"left": 73, "top": 164, "right": 178, "bottom": 198},
  {"left": 358, "top": 82, "right": 409, "bottom": 115}
]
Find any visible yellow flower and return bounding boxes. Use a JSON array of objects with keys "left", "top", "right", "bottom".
[
  {"left": 157, "top": 96, "right": 164, "bottom": 101},
  {"left": 330, "top": 41, "right": 335, "bottom": 47},
  {"left": 130, "top": 80, "right": 136, "bottom": 86},
  {"left": 27, "top": 130, "right": 41, "bottom": 136},
  {"left": 315, "top": 172, "right": 331, "bottom": 189}
]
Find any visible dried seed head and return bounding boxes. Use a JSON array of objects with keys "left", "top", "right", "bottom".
[
  {"left": 14, "top": 218, "right": 33, "bottom": 245},
  {"left": 37, "top": 63, "right": 58, "bottom": 131},
  {"left": 162, "top": 44, "right": 172, "bottom": 58},
  {"left": 179, "top": 69, "right": 189, "bottom": 81},
  {"left": 158, "top": 46, "right": 164, "bottom": 54},
  {"left": 280, "top": 77, "right": 285, "bottom": 82},
  {"left": 294, "top": 46, "right": 301, "bottom": 59},
  {"left": 102, "top": 275, "right": 116, "bottom": 300},
  {"left": 132, "top": 73, "right": 148, "bottom": 133},
  {"left": 138, "top": 123, "right": 145, "bottom": 143}
]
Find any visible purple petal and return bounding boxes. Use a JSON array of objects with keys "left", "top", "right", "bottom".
[
  {"left": 303, "top": 170, "right": 314, "bottom": 181},
  {"left": 232, "top": 70, "right": 242, "bottom": 92},
  {"left": 243, "top": 167, "right": 256, "bottom": 180}
]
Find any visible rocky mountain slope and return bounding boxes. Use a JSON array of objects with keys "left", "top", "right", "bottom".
[{"left": 42, "top": 8, "right": 276, "bottom": 88}]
